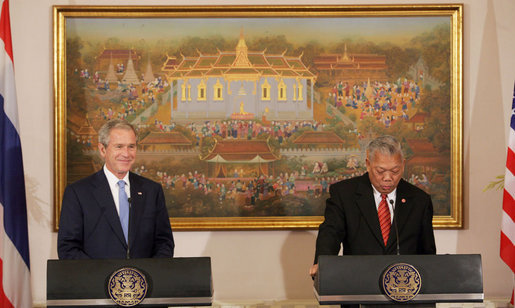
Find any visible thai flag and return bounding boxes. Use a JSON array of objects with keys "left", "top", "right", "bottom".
[
  {"left": 0, "top": 0, "right": 32, "bottom": 307},
  {"left": 502, "top": 83, "right": 515, "bottom": 305}
]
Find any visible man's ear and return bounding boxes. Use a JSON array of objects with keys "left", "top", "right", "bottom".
[{"left": 98, "top": 143, "right": 106, "bottom": 159}]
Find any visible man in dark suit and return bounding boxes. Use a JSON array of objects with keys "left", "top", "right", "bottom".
[
  {"left": 58, "top": 119, "right": 174, "bottom": 259},
  {"left": 310, "top": 135, "right": 435, "bottom": 276}
]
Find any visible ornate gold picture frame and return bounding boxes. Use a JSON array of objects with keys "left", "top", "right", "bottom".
[{"left": 54, "top": 5, "right": 463, "bottom": 230}]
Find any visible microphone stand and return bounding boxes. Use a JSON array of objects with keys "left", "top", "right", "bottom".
[{"left": 388, "top": 198, "right": 400, "bottom": 255}]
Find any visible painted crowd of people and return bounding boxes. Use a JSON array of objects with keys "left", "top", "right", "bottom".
[{"left": 329, "top": 78, "right": 422, "bottom": 128}]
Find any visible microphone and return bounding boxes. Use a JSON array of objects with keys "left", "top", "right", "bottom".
[
  {"left": 126, "top": 197, "right": 132, "bottom": 259},
  {"left": 388, "top": 198, "right": 400, "bottom": 255}
]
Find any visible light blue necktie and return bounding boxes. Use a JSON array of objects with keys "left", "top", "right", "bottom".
[{"left": 118, "top": 180, "right": 129, "bottom": 243}]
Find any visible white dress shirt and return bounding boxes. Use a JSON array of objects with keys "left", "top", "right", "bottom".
[{"left": 103, "top": 165, "right": 131, "bottom": 216}]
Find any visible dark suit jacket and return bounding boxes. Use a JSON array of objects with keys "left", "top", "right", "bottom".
[
  {"left": 314, "top": 173, "right": 435, "bottom": 263},
  {"left": 58, "top": 170, "right": 174, "bottom": 259}
]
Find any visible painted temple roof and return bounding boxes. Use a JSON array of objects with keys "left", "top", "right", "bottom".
[
  {"left": 407, "top": 155, "right": 448, "bottom": 166},
  {"left": 162, "top": 32, "right": 316, "bottom": 81},
  {"left": 162, "top": 56, "right": 178, "bottom": 71},
  {"left": 406, "top": 138, "right": 437, "bottom": 153},
  {"left": 76, "top": 120, "right": 97, "bottom": 136},
  {"left": 405, "top": 139, "right": 448, "bottom": 166},
  {"left": 313, "top": 46, "right": 387, "bottom": 71},
  {"left": 407, "top": 112, "right": 429, "bottom": 123},
  {"left": 201, "top": 139, "right": 280, "bottom": 163}
]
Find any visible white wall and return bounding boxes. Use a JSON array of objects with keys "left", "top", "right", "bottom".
[{"left": 9, "top": 0, "right": 515, "bottom": 305}]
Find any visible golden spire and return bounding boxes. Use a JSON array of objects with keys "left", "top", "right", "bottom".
[
  {"left": 233, "top": 27, "right": 252, "bottom": 68},
  {"left": 342, "top": 44, "right": 350, "bottom": 61}
]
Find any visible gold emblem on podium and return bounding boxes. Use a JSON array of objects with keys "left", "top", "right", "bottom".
[
  {"left": 108, "top": 267, "right": 148, "bottom": 307},
  {"left": 382, "top": 263, "right": 422, "bottom": 302}
]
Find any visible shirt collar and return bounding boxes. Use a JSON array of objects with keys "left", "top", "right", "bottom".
[
  {"left": 371, "top": 184, "right": 397, "bottom": 202},
  {"left": 103, "top": 165, "right": 130, "bottom": 188}
]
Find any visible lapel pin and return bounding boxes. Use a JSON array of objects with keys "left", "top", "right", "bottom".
[
  {"left": 138, "top": 192, "right": 143, "bottom": 195},
  {"left": 401, "top": 198, "right": 406, "bottom": 203}
]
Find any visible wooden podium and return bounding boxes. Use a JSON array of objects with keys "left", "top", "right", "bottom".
[
  {"left": 315, "top": 254, "right": 483, "bottom": 306},
  {"left": 47, "top": 257, "right": 213, "bottom": 307}
]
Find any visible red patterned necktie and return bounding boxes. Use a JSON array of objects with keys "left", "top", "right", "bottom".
[{"left": 378, "top": 194, "right": 391, "bottom": 246}]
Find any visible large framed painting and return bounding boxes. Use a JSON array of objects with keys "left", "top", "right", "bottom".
[{"left": 53, "top": 5, "right": 463, "bottom": 230}]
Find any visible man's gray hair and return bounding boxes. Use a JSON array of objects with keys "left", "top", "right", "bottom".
[
  {"left": 366, "top": 135, "right": 404, "bottom": 161},
  {"left": 98, "top": 119, "right": 137, "bottom": 147}
]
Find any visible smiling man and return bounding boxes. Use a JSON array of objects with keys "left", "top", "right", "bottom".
[
  {"left": 310, "top": 135, "right": 435, "bottom": 277},
  {"left": 58, "top": 119, "right": 174, "bottom": 259}
]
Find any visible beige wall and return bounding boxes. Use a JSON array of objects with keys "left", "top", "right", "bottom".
[{"left": 10, "top": 0, "right": 515, "bottom": 305}]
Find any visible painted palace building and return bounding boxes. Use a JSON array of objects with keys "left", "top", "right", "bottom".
[
  {"left": 313, "top": 45, "right": 388, "bottom": 83},
  {"left": 162, "top": 31, "right": 317, "bottom": 121}
]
